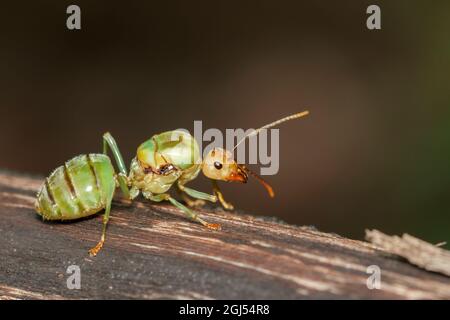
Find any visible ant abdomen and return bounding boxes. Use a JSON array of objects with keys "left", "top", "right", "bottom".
[{"left": 35, "top": 154, "right": 115, "bottom": 221}]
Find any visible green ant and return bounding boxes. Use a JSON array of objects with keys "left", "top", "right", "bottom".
[{"left": 35, "top": 111, "right": 309, "bottom": 256}]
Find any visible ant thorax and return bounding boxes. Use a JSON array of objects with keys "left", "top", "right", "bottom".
[{"left": 128, "top": 157, "right": 182, "bottom": 195}]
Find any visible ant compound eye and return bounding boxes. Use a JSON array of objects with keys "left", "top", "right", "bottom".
[{"left": 214, "top": 161, "right": 223, "bottom": 170}]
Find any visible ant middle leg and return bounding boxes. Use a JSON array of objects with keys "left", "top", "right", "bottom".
[
  {"left": 176, "top": 188, "right": 206, "bottom": 208},
  {"left": 145, "top": 192, "right": 221, "bottom": 230},
  {"left": 177, "top": 182, "right": 217, "bottom": 204}
]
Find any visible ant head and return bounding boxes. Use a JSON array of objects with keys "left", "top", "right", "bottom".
[
  {"left": 202, "top": 148, "right": 248, "bottom": 183},
  {"left": 202, "top": 147, "right": 274, "bottom": 197},
  {"left": 202, "top": 111, "right": 309, "bottom": 197}
]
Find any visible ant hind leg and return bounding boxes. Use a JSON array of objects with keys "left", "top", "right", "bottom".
[
  {"left": 102, "top": 132, "right": 131, "bottom": 200},
  {"left": 89, "top": 197, "right": 113, "bottom": 257}
]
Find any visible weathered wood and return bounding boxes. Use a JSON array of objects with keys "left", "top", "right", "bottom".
[
  {"left": 0, "top": 170, "right": 449, "bottom": 300},
  {"left": 366, "top": 230, "right": 450, "bottom": 277}
]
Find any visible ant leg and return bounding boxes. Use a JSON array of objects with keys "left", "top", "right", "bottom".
[
  {"left": 177, "top": 182, "right": 217, "bottom": 203},
  {"left": 212, "top": 180, "right": 234, "bottom": 210},
  {"left": 146, "top": 193, "right": 221, "bottom": 230},
  {"left": 176, "top": 187, "right": 206, "bottom": 208},
  {"left": 89, "top": 193, "right": 114, "bottom": 257},
  {"left": 168, "top": 196, "right": 221, "bottom": 230},
  {"left": 116, "top": 173, "right": 130, "bottom": 199},
  {"left": 102, "top": 132, "right": 130, "bottom": 199},
  {"left": 129, "top": 185, "right": 140, "bottom": 200}
]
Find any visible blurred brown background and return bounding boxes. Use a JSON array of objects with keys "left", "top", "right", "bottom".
[{"left": 0, "top": 1, "right": 449, "bottom": 246}]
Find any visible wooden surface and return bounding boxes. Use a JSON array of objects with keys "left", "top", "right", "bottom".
[
  {"left": 366, "top": 230, "right": 450, "bottom": 277},
  {"left": 0, "top": 170, "right": 450, "bottom": 300}
]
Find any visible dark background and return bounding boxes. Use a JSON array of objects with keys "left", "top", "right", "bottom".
[{"left": 1, "top": 1, "right": 449, "bottom": 246}]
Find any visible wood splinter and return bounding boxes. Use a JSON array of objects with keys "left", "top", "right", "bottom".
[{"left": 366, "top": 229, "right": 450, "bottom": 277}]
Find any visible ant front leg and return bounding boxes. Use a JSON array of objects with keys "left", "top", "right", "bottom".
[{"left": 212, "top": 180, "right": 234, "bottom": 210}]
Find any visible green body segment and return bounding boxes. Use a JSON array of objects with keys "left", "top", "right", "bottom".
[
  {"left": 137, "top": 130, "right": 201, "bottom": 171},
  {"left": 131, "top": 130, "right": 202, "bottom": 195},
  {"left": 35, "top": 154, "right": 116, "bottom": 220}
]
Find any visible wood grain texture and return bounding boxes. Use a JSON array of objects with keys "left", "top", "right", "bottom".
[
  {"left": 0, "top": 170, "right": 449, "bottom": 300},
  {"left": 366, "top": 230, "right": 450, "bottom": 276}
]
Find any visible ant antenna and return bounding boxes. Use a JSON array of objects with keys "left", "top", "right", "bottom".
[{"left": 232, "top": 110, "right": 310, "bottom": 151}]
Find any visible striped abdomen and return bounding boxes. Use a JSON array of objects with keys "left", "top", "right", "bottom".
[{"left": 35, "top": 154, "right": 116, "bottom": 220}]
